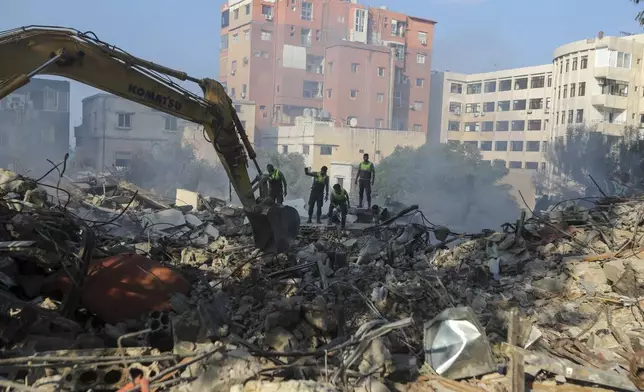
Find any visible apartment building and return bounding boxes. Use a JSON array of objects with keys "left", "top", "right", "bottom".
[
  {"left": 551, "top": 32, "right": 644, "bottom": 138},
  {"left": 430, "top": 65, "right": 553, "bottom": 171},
  {"left": 0, "top": 78, "right": 70, "bottom": 173},
  {"left": 74, "top": 94, "right": 182, "bottom": 169},
  {"left": 219, "top": 0, "right": 435, "bottom": 140}
]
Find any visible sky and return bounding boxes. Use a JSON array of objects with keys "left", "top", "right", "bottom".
[{"left": 2, "top": 0, "right": 644, "bottom": 136}]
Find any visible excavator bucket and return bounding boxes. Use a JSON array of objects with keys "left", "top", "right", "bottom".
[{"left": 247, "top": 205, "right": 301, "bottom": 253}]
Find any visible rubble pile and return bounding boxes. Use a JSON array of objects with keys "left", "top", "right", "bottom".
[{"left": 2, "top": 166, "right": 644, "bottom": 391}]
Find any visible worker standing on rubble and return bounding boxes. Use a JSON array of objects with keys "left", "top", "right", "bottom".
[
  {"left": 354, "top": 153, "right": 375, "bottom": 208},
  {"left": 266, "top": 164, "right": 287, "bottom": 204},
  {"left": 304, "top": 166, "right": 329, "bottom": 224},
  {"left": 328, "top": 183, "right": 350, "bottom": 229}
]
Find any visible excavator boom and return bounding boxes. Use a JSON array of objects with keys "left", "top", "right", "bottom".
[{"left": 0, "top": 25, "right": 300, "bottom": 252}]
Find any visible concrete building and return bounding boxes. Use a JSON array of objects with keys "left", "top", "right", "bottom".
[
  {"left": 0, "top": 78, "right": 70, "bottom": 172},
  {"left": 551, "top": 32, "right": 644, "bottom": 138},
  {"left": 219, "top": 0, "right": 436, "bottom": 140},
  {"left": 74, "top": 94, "right": 181, "bottom": 169},
  {"left": 181, "top": 100, "right": 257, "bottom": 165},
  {"left": 269, "top": 115, "right": 426, "bottom": 194},
  {"left": 430, "top": 65, "right": 553, "bottom": 171}
]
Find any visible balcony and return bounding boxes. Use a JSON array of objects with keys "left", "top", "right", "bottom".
[
  {"left": 594, "top": 67, "right": 631, "bottom": 82},
  {"left": 591, "top": 94, "right": 627, "bottom": 110}
]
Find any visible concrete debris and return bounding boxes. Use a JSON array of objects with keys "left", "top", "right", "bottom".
[{"left": 4, "top": 166, "right": 644, "bottom": 391}]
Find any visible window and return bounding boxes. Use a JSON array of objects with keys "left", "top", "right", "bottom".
[
  {"left": 525, "top": 162, "right": 539, "bottom": 170},
  {"left": 394, "top": 92, "right": 403, "bottom": 107},
  {"left": 413, "top": 101, "right": 423, "bottom": 111},
  {"left": 555, "top": 111, "right": 559, "bottom": 124},
  {"left": 336, "top": 177, "right": 344, "bottom": 187},
  {"left": 617, "top": 52, "right": 632, "bottom": 69},
  {"left": 416, "top": 53, "right": 426, "bottom": 64},
  {"left": 281, "top": 144, "right": 288, "bottom": 154},
  {"left": 496, "top": 121, "right": 509, "bottom": 131},
  {"left": 509, "top": 161, "right": 522, "bottom": 169},
  {"left": 350, "top": 89, "right": 358, "bottom": 99},
  {"left": 412, "top": 124, "right": 422, "bottom": 132},
  {"left": 450, "top": 83, "right": 463, "bottom": 94},
  {"left": 526, "top": 141, "right": 540, "bottom": 152},
  {"left": 483, "top": 102, "right": 495, "bottom": 112},
  {"left": 568, "top": 110, "right": 574, "bottom": 124},
  {"left": 499, "top": 79, "right": 511, "bottom": 91},
  {"left": 557, "top": 87, "right": 561, "bottom": 99},
  {"left": 493, "top": 159, "right": 507, "bottom": 168},
  {"left": 570, "top": 83, "right": 576, "bottom": 97},
  {"left": 528, "top": 120, "right": 541, "bottom": 131},
  {"left": 117, "top": 113, "right": 132, "bottom": 129},
  {"left": 546, "top": 97, "right": 551, "bottom": 109},
  {"left": 327, "top": 62, "right": 333, "bottom": 73},
  {"left": 511, "top": 141, "right": 524, "bottom": 151},
  {"left": 572, "top": 57, "right": 578, "bottom": 71},
  {"left": 320, "top": 145, "right": 332, "bottom": 155},
  {"left": 563, "top": 84, "right": 567, "bottom": 98},
  {"left": 351, "top": 63, "right": 359, "bottom": 73},
  {"left": 114, "top": 152, "right": 131, "bottom": 167},
  {"left": 246, "top": 4, "right": 251, "bottom": 14},
  {"left": 449, "top": 102, "right": 461, "bottom": 113},
  {"left": 394, "top": 67, "right": 405, "bottom": 84},
  {"left": 221, "top": 10, "right": 230, "bottom": 27},
  {"left": 377, "top": 67, "right": 385, "bottom": 77},
  {"left": 514, "top": 77, "right": 528, "bottom": 90},
  {"left": 416, "top": 78, "right": 425, "bottom": 87},
  {"left": 495, "top": 141, "right": 508, "bottom": 151},
  {"left": 261, "top": 30, "right": 272, "bottom": 40},
  {"left": 355, "top": 9, "right": 366, "bottom": 33},
  {"left": 262, "top": 5, "right": 273, "bottom": 16},
  {"left": 234, "top": 8, "right": 239, "bottom": 19},
  {"left": 498, "top": 101, "right": 510, "bottom": 112},
  {"left": 513, "top": 99, "right": 526, "bottom": 111},
  {"left": 465, "top": 103, "right": 480, "bottom": 113},
  {"left": 531, "top": 76, "right": 545, "bottom": 88},
  {"left": 529, "top": 98, "right": 543, "bottom": 109},
  {"left": 220, "top": 34, "right": 229, "bottom": 50},
  {"left": 230, "top": 87, "right": 235, "bottom": 97},
  {"left": 481, "top": 121, "right": 494, "bottom": 132},
  {"left": 232, "top": 33, "right": 239, "bottom": 43},
  {"left": 448, "top": 121, "right": 460, "bottom": 131},
  {"left": 581, "top": 56, "right": 588, "bottom": 69},
  {"left": 578, "top": 82, "right": 586, "bottom": 96},
  {"left": 327, "top": 89, "right": 332, "bottom": 98},
  {"left": 375, "top": 119, "right": 384, "bottom": 128},
  {"left": 393, "top": 44, "right": 405, "bottom": 60},
  {"left": 467, "top": 83, "right": 482, "bottom": 94},
  {"left": 418, "top": 31, "right": 427, "bottom": 43},
  {"left": 302, "top": 144, "right": 310, "bottom": 155},
  {"left": 301, "top": 1, "right": 312, "bottom": 20},
  {"left": 565, "top": 59, "right": 569, "bottom": 72},
  {"left": 484, "top": 81, "right": 496, "bottom": 93},
  {"left": 561, "top": 111, "right": 565, "bottom": 123},
  {"left": 464, "top": 122, "right": 480, "bottom": 132},
  {"left": 301, "top": 28, "right": 312, "bottom": 46},
  {"left": 376, "top": 93, "right": 384, "bottom": 103},
  {"left": 547, "top": 75, "right": 552, "bottom": 87},
  {"left": 242, "top": 84, "right": 247, "bottom": 95},
  {"left": 511, "top": 120, "right": 525, "bottom": 131},
  {"left": 164, "top": 116, "right": 178, "bottom": 131},
  {"left": 464, "top": 141, "right": 478, "bottom": 148},
  {"left": 480, "top": 141, "right": 492, "bottom": 151}
]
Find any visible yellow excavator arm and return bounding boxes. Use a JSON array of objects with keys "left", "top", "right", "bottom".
[{"left": 0, "top": 25, "right": 300, "bottom": 252}]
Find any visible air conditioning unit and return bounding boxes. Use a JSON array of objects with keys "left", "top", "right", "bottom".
[
  {"left": 598, "top": 78, "right": 606, "bottom": 86},
  {"left": 241, "top": 93, "right": 246, "bottom": 99},
  {"left": 473, "top": 113, "right": 479, "bottom": 117},
  {"left": 481, "top": 112, "right": 486, "bottom": 116},
  {"left": 544, "top": 109, "right": 550, "bottom": 114},
  {"left": 231, "top": 70, "right": 236, "bottom": 75},
  {"left": 243, "top": 57, "right": 249, "bottom": 65},
  {"left": 265, "top": 14, "right": 273, "bottom": 20},
  {"left": 527, "top": 110, "right": 533, "bottom": 114},
  {"left": 409, "top": 105, "right": 415, "bottom": 111},
  {"left": 420, "top": 39, "right": 427, "bottom": 46}
]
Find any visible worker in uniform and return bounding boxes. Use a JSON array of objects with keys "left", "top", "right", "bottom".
[
  {"left": 304, "top": 166, "right": 329, "bottom": 224},
  {"left": 354, "top": 153, "right": 375, "bottom": 208},
  {"left": 328, "top": 183, "right": 350, "bottom": 229},
  {"left": 266, "top": 164, "right": 287, "bottom": 204}
]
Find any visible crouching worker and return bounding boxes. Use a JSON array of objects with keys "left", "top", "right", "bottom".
[{"left": 328, "top": 183, "right": 350, "bottom": 229}]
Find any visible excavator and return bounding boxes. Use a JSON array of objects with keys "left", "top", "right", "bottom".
[{"left": 0, "top": 26, "right": 300, "bottom": 253}]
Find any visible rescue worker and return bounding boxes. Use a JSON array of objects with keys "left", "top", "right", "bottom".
[
  {"left": 328, "top": 183, "right": 350, "bottom": 229},
  {"left": 266, "top": 164, "right": 287, "bottom": 204},
  {"left": 304, "top": 166, "right": 329, "bottom": 224},
  {"left": 354, "top": 153, "right": 375, "bottom": 208}
]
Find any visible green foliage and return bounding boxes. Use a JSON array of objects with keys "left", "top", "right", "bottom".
[
  {"left": 632, "top": 0, "right": 644, "bottom": 25},
  {"left": 373, "top": 142, "right": 518, "bottom": 231},
  {"left": 253, "top": 149, "right": 310, "bottom": 199}
]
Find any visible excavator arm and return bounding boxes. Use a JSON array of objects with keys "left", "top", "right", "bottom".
[{"left": 0, "top": 25, "right": 300, "bottom": 252}]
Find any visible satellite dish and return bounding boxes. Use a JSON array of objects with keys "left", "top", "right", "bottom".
[{"left": 349, "top": 117, "right": 358, "bottom": 127}]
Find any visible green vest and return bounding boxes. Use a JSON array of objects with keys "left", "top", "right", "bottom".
[
  {"left": 359, "top": 162, "right": 373, "bottom": 171},
  {"left": 269, "top": 169, "right": 280, "bottom": 182},
  {"left": 331, "top": 188, "right": 347, "bottom": 202},
  {"left": 315, "top": 173, "right": 328, "bottom": 184}
]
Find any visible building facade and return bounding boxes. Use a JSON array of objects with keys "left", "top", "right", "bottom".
[
  {"left": 74, "top": 94, "right": 182, "bottom": 169},
  {"left": 219, "top": 0, "right": 436, "bottom": 140},
  {"left": 0, "top": 78, "right": 70, "bottom": 172},
  {"left": 430, "top": 65, "right": 553, "bottom": 171}
]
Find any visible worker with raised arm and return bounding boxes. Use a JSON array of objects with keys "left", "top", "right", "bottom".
[
  {"left": 354, "top": 153, "right": 375, "bottom": 208},
  {"left": 328, "top": 183, "right": 350, "bottom": 229},
  {"left": 266, "top": 164, "right": 287, "bottom": 204},
  {"left": 304, "top": 166, "right": 329, "bottom": 224}
]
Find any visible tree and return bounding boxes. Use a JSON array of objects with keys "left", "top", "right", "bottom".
[
  {"left": 544, "top": 125, "right": 644, "bottom": 197},
  {"left": 373, "top": 142, "right": 520, "bottom": 232},
  {"left": 632, "top": 0, "right": 644, "bottom": 25}
]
